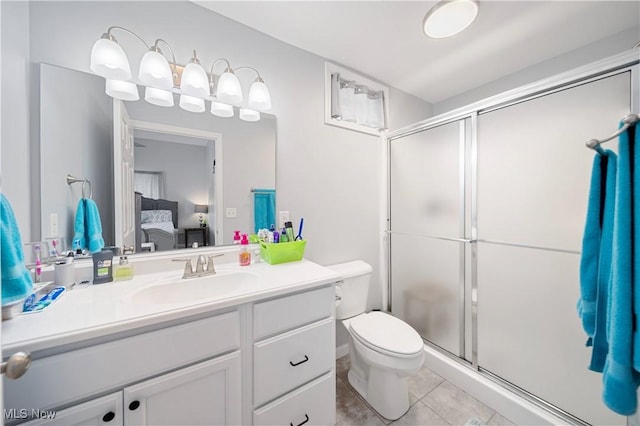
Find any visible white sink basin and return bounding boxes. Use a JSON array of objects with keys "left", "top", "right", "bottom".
[{"left": 129, "top": 270, "right": 260, "bottom": 305}]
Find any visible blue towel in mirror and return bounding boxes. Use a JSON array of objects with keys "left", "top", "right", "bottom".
[
  {"left": 253, "top": 189, "right": 275, "bottom": 233},
  {"left": 72, "top": 198, "right": 105, "bottom": 253},
  {"left": 1, "top": 194, "right": 33, "bottom": 305}
]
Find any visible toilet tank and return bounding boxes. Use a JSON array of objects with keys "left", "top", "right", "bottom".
[{"left": 326, "top": 260, "right": 373, "bottom": 320}]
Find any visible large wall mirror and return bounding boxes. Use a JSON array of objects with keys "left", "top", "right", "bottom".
[{"left": 39, "top": 63, "right": 276, "bottom": 252}]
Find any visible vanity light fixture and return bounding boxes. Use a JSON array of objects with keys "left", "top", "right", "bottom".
[
  {"left": 180, "top": 50, "right": 210, "bottom": 98},
  {"left": 89, "top": 25, "right": 272, "bottom": 121},
  {"left": 90, "top": 32, "right": 132, "bottom": 80},
  {"left": 423, "top": 0, "right": 479, "bottom": 39},
  {"left": 179, "top": 94, "right": 205, "bottom": 113},
  {"left": 239, "top": 108, "right": 260, "bottom": 122},
  {"left": 145, "top": 87, "right": 174, "bottom": 107},
  {"left": 210, "top": 101, "right": 234, "bottom": 118},
  {"left": 105, "top": 79, "right": 139, "bottom": 101}
]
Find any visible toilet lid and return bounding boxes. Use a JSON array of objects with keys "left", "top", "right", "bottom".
[{"left": 349, "top": 312, "right": 423, "bottom": 356}]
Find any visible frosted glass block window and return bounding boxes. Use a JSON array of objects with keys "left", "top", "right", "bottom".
[{"left": 325, "top": 62, "right": 389, "bottom": 135}]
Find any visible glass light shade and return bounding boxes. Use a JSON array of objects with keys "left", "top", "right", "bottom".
[
  {"left": 105, "top": 79, "right": 139, "bottom": 101},
  {"left": 239, "top": 108, "right": 260, "bottom": 122},
  {"left": 210, "top": 101, "right": 234, "bottom": 118},
  {"left": 145, "top": 87, "right": 174, "bottom": 107},
  {"left": 139, "top": 50, "right": 173, "bottom": 90},
  {"left": 216, "top": 72, "right": 243, "bottom": 105},
  {"left": 423, "top": 0, "right": 478, "bottom": 39},
  {"left": 90, "top": 38, "right": 132, "bottom": 81},
  {"left": 248, "top": 80, "right": 272, "bottom": 111},
  {"left": 180, "top": 62, "right": 210, "bottom": 98},
  {"left": 179, "top": 94, "right": 205, "bottom": 113}
]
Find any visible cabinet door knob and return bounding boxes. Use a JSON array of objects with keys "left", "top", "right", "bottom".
[
  {"left": 128, "top": 401, "right": 140, "bottom": 411},
  {"left": 1, "top": 351, "right": 31, "bottom": 380},
  {"left": 289, "top": 355, "right": 309, "bottom": 367},
  {"left": 290, "top": 414, "right": 309, "bottom": 426},
  {"left": 102, "top": 411, "right": 116, "bottom": 422}
]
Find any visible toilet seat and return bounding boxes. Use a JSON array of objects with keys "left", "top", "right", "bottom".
[{"left": 348, "top": 312, "right": 423, "bottom": 358}]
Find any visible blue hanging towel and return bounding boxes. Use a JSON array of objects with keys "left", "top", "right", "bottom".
[
  {"left": 72, "top": 198, "right": 104, "bottom": 253},
  {"left": 1, "top": 194, "right": 33, "bottom": 305},
  {"left": 632, "top": 123, "right": 640, "bottom": 372},
  {"left": 253, "top": 189, "right": 275, "bottom": 233},
  {"left": 602, "top": 123, "right": 639, "bottom": 415},
  {"left": 577, "top": 149, "right": 617, "bottom": 372}
]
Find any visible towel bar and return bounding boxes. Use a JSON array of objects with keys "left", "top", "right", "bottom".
[
  {"left": 66, "top": 174, "right": 93, "bottom": 199},
  {"left": 585, "top": 113, "right": 639, "bottom": 151}
]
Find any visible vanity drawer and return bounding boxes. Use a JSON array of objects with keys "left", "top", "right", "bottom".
[
  {"left": 254, "top": 372, "right": 335, "bottom": 426},
  {"left": 254, "top": 318, "right": 334, "bottom": 407},
  {"left": 253, "top": 286, "right": 334, "bottom": 339},
  {"left": 5, "top": 311, "right": 240, "bottom": 412}
]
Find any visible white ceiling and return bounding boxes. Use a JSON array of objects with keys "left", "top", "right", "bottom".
[{"left": 195, "top": 1, "right": 640, "bottom": 104}]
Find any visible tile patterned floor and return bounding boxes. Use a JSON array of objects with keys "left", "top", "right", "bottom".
[{"left": 335, "top": 355, "right": 517, "bottom": 426}]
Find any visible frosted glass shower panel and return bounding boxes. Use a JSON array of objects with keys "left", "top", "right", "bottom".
[
  {"left": 477, "top": 243, "right": 622, "bottom": 426},
  {"left": 391, "top": 233, "right": 462, "bottom": 356},
  {"left": 390, "top": 121, "right": 462, "bottom": 237},
  {"left": 477, "top": 72, "right": 630, "bottom": 251}
]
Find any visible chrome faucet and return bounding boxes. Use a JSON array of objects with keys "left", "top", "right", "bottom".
[{"left": 172, "top": 254, "right": 223, "bottom": 279}]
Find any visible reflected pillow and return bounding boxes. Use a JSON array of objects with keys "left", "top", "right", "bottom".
[{"left": 141, "top": 209, "right": 173, "bottom": 224}]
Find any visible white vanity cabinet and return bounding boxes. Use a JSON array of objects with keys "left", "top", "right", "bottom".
[
  {"left": 25, "top": 354, "right": 241, "bottom": 426},
  {"left": 4, "top": 265, "right": 339, "bottom": 426},
  {"left": 8, "top": 311, "right": 241, "bottom": 426},
  {"left": 251, "top": 286, "right": 336, "bottom": 426}
]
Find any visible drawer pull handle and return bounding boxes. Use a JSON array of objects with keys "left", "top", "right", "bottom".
[
  {"left": 128, "top": 400, "right": 140, "bottom": 411},
  {"left": 289, "top": 355, "right": 309, "bottom": 367},
  {"left": 102, "top": 411, "right": 116, "bottom": 422},
  {"left": 290, "top": 414, "right": 309, "bottom": 426}
]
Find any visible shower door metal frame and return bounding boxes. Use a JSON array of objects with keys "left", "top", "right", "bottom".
[{"left": 385, "top": 48, "right": 640, "bottom": 423}]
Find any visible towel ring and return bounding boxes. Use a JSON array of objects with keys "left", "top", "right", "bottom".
[{"left": 66, "top": 174, "right": 93, "bottom": 199}]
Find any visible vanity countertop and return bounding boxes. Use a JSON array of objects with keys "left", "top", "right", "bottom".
[{"left": 2, "top": 259, "right": 341, "bottom": 354}]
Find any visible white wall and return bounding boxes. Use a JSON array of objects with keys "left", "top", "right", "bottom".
[
  {"left": 1, "top": 1, "right": 32, "bottom": 240},
  {"left": 433, "top": 27, "right": 639, "bottom": 115},
  {"left": 0, "top": 0, "right": 431, "bottom": 313}
]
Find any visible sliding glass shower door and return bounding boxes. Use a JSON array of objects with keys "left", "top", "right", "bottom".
[
  {"left": 388, "top": 69, "right": 633, "bottom": 425},
  {"left": 389, "top": 119, "right": 469, "bottom": 358}
]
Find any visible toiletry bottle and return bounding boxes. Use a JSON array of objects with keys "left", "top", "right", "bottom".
[
  {"left": 233, "top": 230, "right": 241, "bottom": 244},
  {"left": 280, "top": 227, "right": 289, "bottom": 243},
  {"left": 239, "top": 234, "right": 251, "bottom": 266},
  {"left": 93, "top": 250, "right": 114, "bottom": 284},
  {"left": 114, "top": 256, "right": 134, "bottom": 281},
  {"left": 273, "top": 231, "right": 280, "bottom": 243}
]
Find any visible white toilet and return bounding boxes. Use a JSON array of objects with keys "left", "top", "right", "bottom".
[{"left": 327, "top": 260, "right": 425, "bottom": 420}]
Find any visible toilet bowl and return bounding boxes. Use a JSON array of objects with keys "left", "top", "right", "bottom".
[{"left": 327, "top": 261, "right": 425, "bottom": 420}]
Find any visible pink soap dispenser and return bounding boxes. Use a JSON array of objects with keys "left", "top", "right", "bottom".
[
  {"left": 239, "top": 234, "right": 251, "bottom": 266},
  {"left": 233, "top": 230, "right": 241, "bottom": 245}
]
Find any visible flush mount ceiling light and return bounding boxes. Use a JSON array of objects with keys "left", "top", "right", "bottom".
[
  {"left": 423, "top": 0, "right": 479, "bottom": 39},
  {"left": 89, "top": 25, "right": 272, "bottom": 121}
]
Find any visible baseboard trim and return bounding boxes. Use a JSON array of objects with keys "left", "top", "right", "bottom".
[{"left": 336, "top": 343, "right": 349, "bottom": 359}]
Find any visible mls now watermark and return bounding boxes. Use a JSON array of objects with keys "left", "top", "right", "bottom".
[{"left": 4, "top": 408, "right": 57, "bottom": 420}]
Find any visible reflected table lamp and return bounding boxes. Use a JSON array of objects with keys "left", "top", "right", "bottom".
[{"left": 194, "top": 204, "right": 208, "bottom": 227}]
